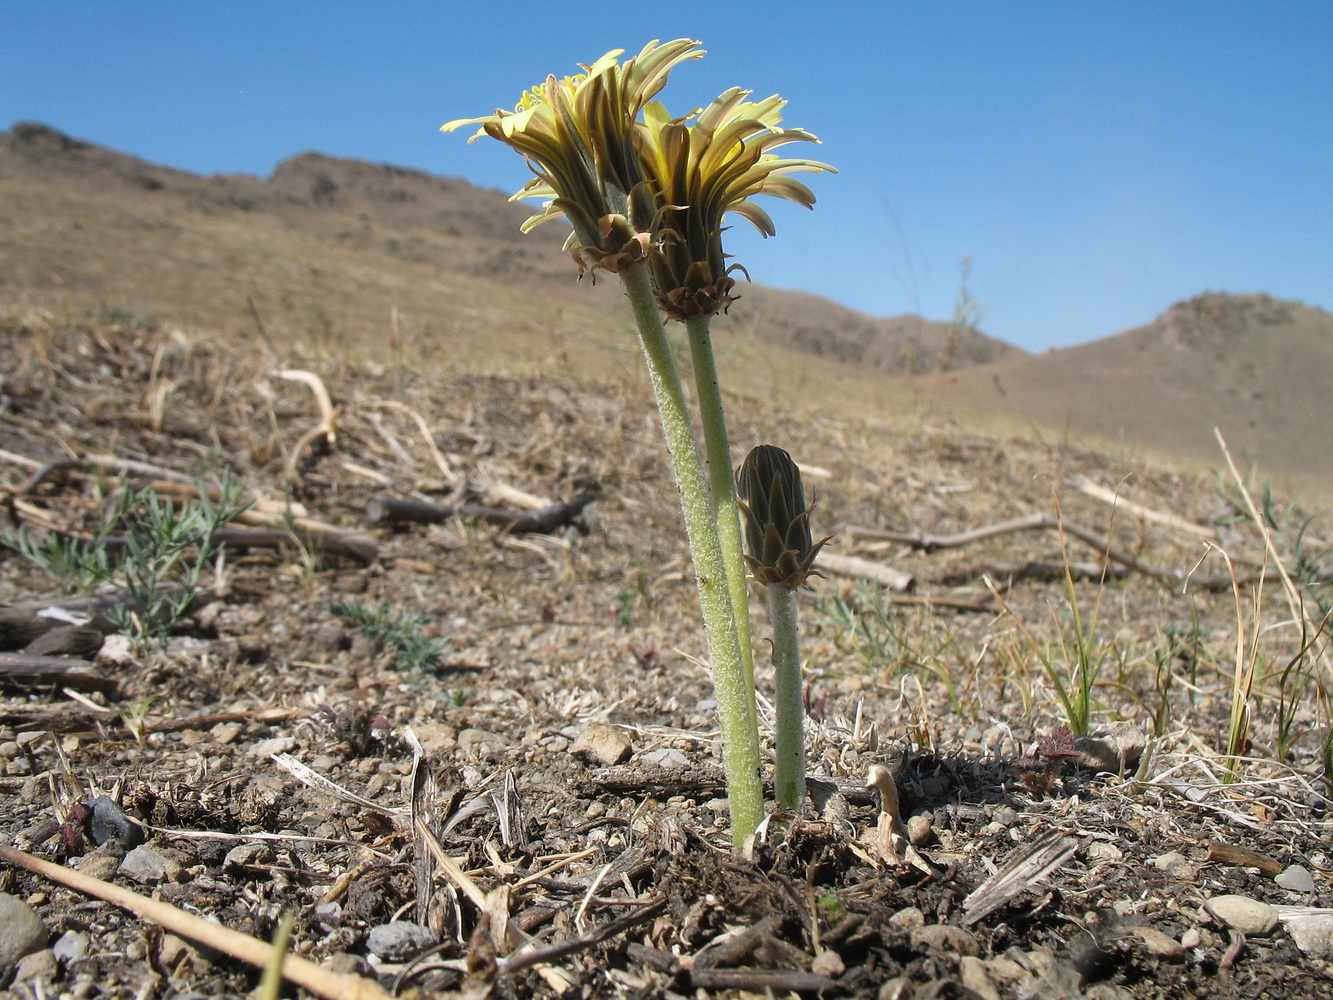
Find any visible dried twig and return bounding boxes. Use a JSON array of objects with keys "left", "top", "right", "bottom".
[
  {"left": 962, "top": 831, "right": 1078, "bottom": 925},
  {"left": 0, "top": 845, "right": 392, "bottom": 1000}
]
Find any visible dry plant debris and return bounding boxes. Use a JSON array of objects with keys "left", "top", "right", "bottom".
[{"left": 1, "top": 315, "right": 1332, "bottom": 998}]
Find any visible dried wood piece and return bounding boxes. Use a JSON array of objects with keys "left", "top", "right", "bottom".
[
  {"left": 815, "top": 552, "right": 914, "bottom": 591},
  {"left": 23, "top": 625, "right": 105, "bottom": 658},
  {"left": 1207, "top": 840, "right": 1283, "bottom": 878},
  {"left": 0, "top": 653, "right": 118, "bottom": 694},
  {"left": 1068, "top": 474, "right": 1218, "bottom": 540},
  {"left": 0, "top": 845, "right": 392, "bottom": 1000},
  {"left": 940, "top": 560, "right": 1130, "bottom": 586},
  {"left": 962, "top": 831, "right": 1078, "bottom": 925},
  {"left": 0, "top": 592, "right": 154, "bottom": 650},
  {"left": 367, "top": 492, "right": 599, "bottom": 535},
  {"left": 213, "top": 525, "right": 378, "bottom": 564}
]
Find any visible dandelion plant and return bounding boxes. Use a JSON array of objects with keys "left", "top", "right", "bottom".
[{"left": 442, "top": 40, "right": 832, "bottom": 845}]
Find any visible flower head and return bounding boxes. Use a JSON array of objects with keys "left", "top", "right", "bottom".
[
  {"left": 441, "top": 39, "right": 704, "bottom": 278},
  {"left": 737, "top": 445, "right": 831, "bottom": 589},
  {"left": 635, "top": 90, "right": 836, "bottom": 320}
]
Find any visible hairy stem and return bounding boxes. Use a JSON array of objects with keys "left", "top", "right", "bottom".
[
  {"left": 620, "top": 262, "right": 763, "bottom": 845},
  {"left": 684, "top": 313, "right": 756, "bottom": 732},
  {"left": 767, "top": 582, "right": 805, "bottom": 810}
]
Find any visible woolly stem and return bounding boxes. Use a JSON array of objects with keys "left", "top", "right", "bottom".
[
  {"left": 766, "top": 581, "right": 805, "bottom": 810},
  {"left": 684, "top": 313, "right": 756, "bottom": 732},
  {"left": 620, "top": 262, "right": 763, "bottom": 845}
]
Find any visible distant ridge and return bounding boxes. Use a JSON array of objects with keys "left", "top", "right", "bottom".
[{"left": 934, "top": 291, "right": 1333, "bottom": 479}]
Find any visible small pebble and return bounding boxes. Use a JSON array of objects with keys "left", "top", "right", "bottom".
[
  {"left": 211, "top": 722, "right": 242, "bottom": 745},
  {"left": 250, "top": 736, "right": 297, "bottom": 757},
  {"left": 888, "top": 906, "right": 925, "bottom": 931},
  {"left": 570, "top": 722, "right": 633, "bottom": 766},
  {"left": 906, "top": 811, "right": 934, "bottom": 846},
  {"left": 1180, "top": 928, "right": 1202, "bottom": 950},
  {"left": 1285, "top": 914, "right": 1333, "bottom": 957},
  {"left": 366, "top": 920, "right": 436, "bottom": 961},
  {"left": 909, "top": 924, "right": 979, "bottom": 956},
  {"left": 640, "top": 748, "right": 689, "bottom": 769},
  {"left": 1204, "top": 894, "right": 1278, "bottom": 936},
  {"left": 458, "top": 728, "right": 508, "bottom": 753},
  {"left": 88, "top": 796, "right": 143, "bottom": 848},
  {"left": 1276, "top": 864, "right": 1316, "bottom": 893},
  {"left": 810, "top": 949, "right": 844, "bottom": 977},
  {"left": 1127, "top": 925, "right": 1185, "bottom": 961},
  {"left": 119, "top": 845, "right": 182, "bottom": 884},
  {"left": 959, "top": 955, "right": 1001, "bottom": 1000},
  {"left": 52, "top": 930, "right": 89, "bottom": 964},
  {"left": 0, "top": 892, "right": 50, "bottom": 965},
  {"left": 13, "top": 948, "right": 58, "bottom": 983}
]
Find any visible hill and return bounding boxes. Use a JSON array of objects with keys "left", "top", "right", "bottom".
[
  {"left": 932, "top": 291, "right": 1333, "bottom": 483},
  {"left": 0, "top": 122, "right": 1011, "bottom": 378}
]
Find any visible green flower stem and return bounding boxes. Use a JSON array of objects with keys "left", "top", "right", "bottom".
[
  {"left": 767, "top": 581, "right": 805, "bottom": 810},
  {"left": 620, "top": 262, "right": 763, "bottom": 845},
  {"left": 684, "top": 313, "right": 756, "bottom": 730}
]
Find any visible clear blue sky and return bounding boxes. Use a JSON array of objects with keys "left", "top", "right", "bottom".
[{"left": 3, "top": 1, "right": 1329, "bottom": 350}]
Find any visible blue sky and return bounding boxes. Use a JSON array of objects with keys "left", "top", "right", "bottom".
[{"left": 3, "top": 1, "right": 1329, "bottom": 350}]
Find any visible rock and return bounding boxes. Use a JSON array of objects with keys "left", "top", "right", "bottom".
[
  {"left": 1075, "top": 722, "right": 1147, "bottom": 774},
  {"left": 1276, "top": 864, "right": 1316, "bottom": 893},
  {"left": 1024, "top": 946, "right": 1083, "bottom": 999},
  {"left": 1180, "top": 928, "right": 1203, "bottom": 950},
  {"left": 88, "top": 795, "right": 143, "bottom": 848},
  {"left": 366, "top": 920, "right": 436, "bottom": 961},
  {"left": 1152, "top": 851, "right": 1197, "bottom": 881},
  {"left": 77, "top": 851, "right": 122, "bottom": 881},
  {"left": 211, "top": 722, "right": 242, "bottom": 744},
  {"left": 959, "top": 955, "right": 1001, "bottom": 1000},
  {"left": 411, "top": 722, "right": 457, "bottom": 752},
  {"left": 250, "top": 736, "right": 297, "bottom": 757},
  {"left": 639, "top": 748, "right": 689, "bottom": 769},
  {"left": 909, "top": 924, "right": 979, "bottom": 956},
  {"left": 810, "top": 948, "right": 844, "bottom": 977},
  {"left": 13, "top": 948, "right": 58, "bottom": 983},
  {"left": 0, "top": 892, "right": 50, "bottom": 965},
  {"left": 1286, "top": 913, "right": 1333, "bottom": 957},
  {"left": 906, "top": 811, "right": 934, "bottom": 846},
  {"left": 878, "top": 977, "right": 913, "bottom": 1000},
  {"left": 889, "top": 906, "right": 926, "bottom": 931},
  {"left": 1127, "top": 925, "right": 1185, "bottom": 961},
  {"left": 120, "top": 845, "right": 182, "bottom": 884},
  {"left": 458, "top": 728, "right": 508, "bottom": 753},
  {"left": 570, "top": 722, "right": 632, "bottom": 766},
  {"left": 52, "top": 929, "right": 89, "bottom": 964},
  {"left": 224, "top": 843, "right": 270, "bottom": 873},
  {"left": 1085, "top": 986, "right": 1136, "bottom": 1000},
  {"left": 96, "top": 633, "right": 135, "bottom": 665},
  {"left": 1204, "top": 894, "right": 1278, "bottom": 936}
]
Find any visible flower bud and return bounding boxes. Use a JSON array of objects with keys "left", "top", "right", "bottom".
[{"left": 737, "top": 444, "right": 830, "bottom": 589}]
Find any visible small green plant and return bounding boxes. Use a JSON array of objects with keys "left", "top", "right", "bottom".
[
  {"left": 3, "top": 528, "right": 112, "bottom": 593},
  {"left": 4, "top": 476, "right": 248, "bottom": 650},
  {"left": 330, "top": 600, "right": 450, "bottom": 673}
]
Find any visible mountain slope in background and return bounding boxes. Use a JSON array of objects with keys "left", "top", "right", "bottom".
[
  {"left": 0, "top": 122, "right": 1012, "bottom": 376},
  {"left": 2, "top": 122, "right": 1330, "bottom": 486},
  {"left": 934, "top": 291, "right": 1333, "bottom": 478}
]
